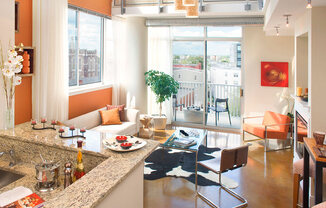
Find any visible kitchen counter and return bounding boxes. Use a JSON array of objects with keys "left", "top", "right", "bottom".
[{"left": 0, "top": 123, "right": 159, "bottom": 208}]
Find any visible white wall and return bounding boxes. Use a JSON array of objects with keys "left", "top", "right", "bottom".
[
  {"left": 309, "top": 7, "right": 326, "bottom": 134},
  {"left": 0, "top": 0, "right": 15, "bottom": 129},
  {"left": 243, "top": 26, "right": 294, "bottom": 116},
  {"left": 120, "top": 17, "right": 148, "bottom": 113}
]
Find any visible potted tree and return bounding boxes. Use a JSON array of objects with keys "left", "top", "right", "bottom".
[{"left": 145, "top": 70, "right": 179, "bottom": 129}]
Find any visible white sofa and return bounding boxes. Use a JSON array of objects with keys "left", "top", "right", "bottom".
[{"left": 64, "top": 107, "right": 140, "bottom": 135}]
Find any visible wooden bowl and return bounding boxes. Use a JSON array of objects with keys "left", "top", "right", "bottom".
[{"left": 314, "top": 131, "right": 325, "bottom": 145}]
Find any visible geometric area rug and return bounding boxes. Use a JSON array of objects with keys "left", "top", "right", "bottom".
[{"left": 144, "top": 145, "right": 238, "bottom": 189}]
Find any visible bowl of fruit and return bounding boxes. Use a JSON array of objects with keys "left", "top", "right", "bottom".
[{"left": 116, "top": 136, "right": 128, "bottom": 143}]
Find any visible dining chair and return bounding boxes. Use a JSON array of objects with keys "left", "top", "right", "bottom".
[
  {"left": 195, "top": 145, "right": 249, "bottom": 208},
  {"left": 209, "top": 98, "right": 232, "bottom": 126}
]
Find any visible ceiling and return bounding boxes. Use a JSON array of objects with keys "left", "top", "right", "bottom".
[
  {"left": 112, "top": 0, "right": 265, "bottom": 18},
  {"left": 264, "top": 0, "right": 326, "bottom": 36}
]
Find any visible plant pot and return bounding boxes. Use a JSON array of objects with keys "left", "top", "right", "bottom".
[{"left": 152, "top": 116, "right": 167, "bottom": 130}]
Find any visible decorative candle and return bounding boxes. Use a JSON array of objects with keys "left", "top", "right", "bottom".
[
  {"left": 77, "top": 140, "right": 83, "bottom": 148},
  {"left": 59, "top": 128, "right": 65, "bottom": 133},
  {"left": 304, "top": 88, "right": 308, "bottom": 95},
  {"left": 51, "top": 120, "right": 57, "bottom": 125},
  {"left": 296, "top": 87, "right": 302, "bottom": 97},
  {"left": 31, "top": 120, "right": 36, "bottom": 125},
  {"left": 80, "top": 128, "right": 86, "bottom": 133},
  {"left": 41, "top": 118, "right": 47, "bottom": 123},
  {"left": 70, "top": 126, "right": 75, "bottom": 131}
]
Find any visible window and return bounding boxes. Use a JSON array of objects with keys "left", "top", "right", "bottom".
[
  {"left": 207, "top": 26, "right": 242, "bottom": 38},
  {"left": 68, "top": 8, "right": 104, "bottom": 87},
  {"left": 172, "top": 27, "right": 204, "bottom": 38}
]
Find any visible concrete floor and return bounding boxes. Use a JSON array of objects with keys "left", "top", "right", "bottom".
[
  {"left": 174, "top": 111, "right": 241, "bottom": 129},
  {"left": 144, "top": 128, "right": 293, "bottom": 208}
]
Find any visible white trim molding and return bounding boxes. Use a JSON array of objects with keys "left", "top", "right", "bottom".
[{"left": 69, "top": 83, "right": 113, "bottom": 96}]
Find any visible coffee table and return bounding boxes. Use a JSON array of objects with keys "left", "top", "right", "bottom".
[{"left": 159, "top": 127, "right": 207, "bottom": 190}]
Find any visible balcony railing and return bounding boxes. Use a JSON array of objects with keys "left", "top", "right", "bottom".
[{"left": 175, "top": 81, "right": 241, "bottom": 117}]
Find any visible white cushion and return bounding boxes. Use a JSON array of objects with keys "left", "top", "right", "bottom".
[{"left": 91, "top": 122, "right": 137, "bottom": 135}]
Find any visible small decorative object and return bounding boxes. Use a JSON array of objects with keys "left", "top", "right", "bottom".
[
  {"left": 116, "top": 135, "right": 127, "bottom": 143},
  {"left": 22, "top": 50, "right": 30, "bottom": 74},
  {"left": 145, "top": 70, "right": 179, "bottom": 129},
  {"left": 261, "top": 62, "right": 289, "bottom": 87},
  {"left": 31, "top": 118, "right": 56, "bottom": 130},
  {"left": 1, "top": 43, "right": 24, "bottom": 129},
  {"left": 77, "top": 140, "right": 83, "bottom": 148},
  {"left": 120, "top": 143, "right": 132, "bottom": 150},
  {"left": 64, "top": 162, "right": 73, "bottom": 189},
  {"left": 140, "top": 116, "right": 152, "bottom": 129},
  {"left": 296, "top": 87, "right": 303, "bottom": 97},
  {"left": 314, "top": 131, "right": 326, "bottom": 145},
  {"left": 73, "top": 150, "right": 85, "bottom": 181},
  {"left": 58, "top": 127, "right": 86, "bottom": 139}
]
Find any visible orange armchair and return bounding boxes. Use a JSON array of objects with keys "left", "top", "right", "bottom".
[{"left": 243, "top": 111, "right": 292, "bottom": 152}]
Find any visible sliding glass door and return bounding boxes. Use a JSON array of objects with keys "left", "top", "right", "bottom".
[
  {"left": 173, "top": 41, "right": 205, "bottom": 124},
  {"left": 206, "top": 41, "right": 241, "bottom": 128},
  {"left": 172, "top": 26, "right": 242, "bottom": 129}
]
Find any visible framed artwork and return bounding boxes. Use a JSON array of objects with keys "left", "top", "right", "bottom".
[
  {"left": 15, "top": 2, "right": 19, "bottom": 32},
  {"left": 261, "top": 62, "right": 288, "bottom": 87}
]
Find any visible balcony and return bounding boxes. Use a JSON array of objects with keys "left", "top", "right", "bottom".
[{"left": 173, "top": 81, "right": 241, "bottom": 129}]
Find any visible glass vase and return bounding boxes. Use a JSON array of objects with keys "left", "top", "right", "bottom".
[{"left": 4, "top": 92, "right": 15, "bottom": 130}]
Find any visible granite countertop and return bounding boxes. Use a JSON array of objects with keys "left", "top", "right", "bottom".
[{"left": 0, "top": 123, "right": 159, "bottom": 208}]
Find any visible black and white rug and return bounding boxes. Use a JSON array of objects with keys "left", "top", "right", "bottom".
[{"left": 144, "top": 145, "right": 238, "bottom": 188}]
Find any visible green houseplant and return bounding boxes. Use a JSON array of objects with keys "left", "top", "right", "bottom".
[{"left": 145, "top": 70, "right": 179, "bottom": 129}]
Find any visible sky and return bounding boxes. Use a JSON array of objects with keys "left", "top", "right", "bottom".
[
  {"left": 172, "top": 27, "right": 241, "bottom": 56},
  {"left": 68, "top": 9, "right": 102, "bottom": 56},
  {"left": 173, "top": 41, "right": 240, "bottom": 56}
]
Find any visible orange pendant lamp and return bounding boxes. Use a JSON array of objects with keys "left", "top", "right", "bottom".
[
  {"left": 186, "top": 0, "right": 198, "bottom": 18},
  {"left": 183, "top": 0, "right": 196, "bottom": 6},
  {"left": 175, "top": 0, "right": 186, "bottom": 11}
]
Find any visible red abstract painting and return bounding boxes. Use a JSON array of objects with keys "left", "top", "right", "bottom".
[{"left": 261, "top": 62, "right": 288, "bottom": 87}]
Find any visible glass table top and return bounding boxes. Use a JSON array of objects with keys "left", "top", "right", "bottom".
[{"left": 161, "top": 127, "right": 207, "bottom": 151}]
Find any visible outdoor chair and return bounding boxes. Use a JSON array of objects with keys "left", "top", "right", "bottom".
[
  {"left": 209, "top": 98, "right": 232, "bottom": 126},
  {"left": 196, "top": 145, "right": 249, "bottom": 208}
]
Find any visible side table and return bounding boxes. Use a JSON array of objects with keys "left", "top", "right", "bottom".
[{"left": 139, "top": 115, "right": 153, "bottom": 139}]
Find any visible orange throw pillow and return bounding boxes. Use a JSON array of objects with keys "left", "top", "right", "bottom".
[
  {"left": 100, "top": 108, "right": 122, "bottom": 125},
  {"left": 107, "top": 104, "right": 125, "bottom": 121}
]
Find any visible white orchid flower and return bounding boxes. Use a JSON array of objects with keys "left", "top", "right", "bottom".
[
  {"left": 8, "top": 49, "right": 17, "bottom": 58},
  {"left": 13, "top": 76, "right": 22, "bottom": 86},
  {"left": 2, "top": 65, "right": 14, "bottom": 77},
  {"left": 13, "top": 63, "right": 23, "bottom": 73},
  {"left": 12, "top": 55, "right": 23, "bottom": 63}
]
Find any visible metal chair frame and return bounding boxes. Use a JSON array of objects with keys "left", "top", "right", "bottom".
[
  {"left": 195, "top": 146, "right": 249, "bottom": 208},
  {"left": 242, "top": 116, "right": 293, "bottom": 152}
]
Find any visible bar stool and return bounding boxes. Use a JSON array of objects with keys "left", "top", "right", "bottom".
[
  {"left": 195, "top": 145, "right": 249, "bottom": 208},
  {"left": 293, "top": 158, "right": 326, "bottom": 208}
]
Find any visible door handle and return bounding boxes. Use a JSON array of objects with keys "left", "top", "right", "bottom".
[{"left": 240, "top": 88, "right": 244, "bottom": 97}]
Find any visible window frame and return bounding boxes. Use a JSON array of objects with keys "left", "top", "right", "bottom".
[{"left": 68, "top": 6, "right": 106, "bottom": 90}]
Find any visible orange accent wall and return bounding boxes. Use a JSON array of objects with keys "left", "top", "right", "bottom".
[
  {"left": 14, "top": 0, "right": 113, "bottom": 124},
  {"left": 15, "top": 0, "right": 33, "bottom": 125},
  {"left": 69, "top": 88, "right": 112, "bottom": 119},
  {"left": 15, "top": 76, "right": 32, "bottom": 125},
  {"left": 68, "top": 0, "right": 111, "bottom": 16},
  {"left": 15, "top": 0, "right": 32, "bottom": 46}
]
